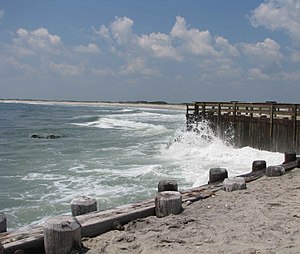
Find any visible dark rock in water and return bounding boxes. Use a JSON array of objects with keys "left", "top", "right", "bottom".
[
  {"left": 30, "top": 134, "right": 61, "bottom": 139},
  {"left": 46, "top": 134, "right": 61, "bottom": 139},
  {"left": 30, "top": 133, "right": 41, "bottom": 138}
]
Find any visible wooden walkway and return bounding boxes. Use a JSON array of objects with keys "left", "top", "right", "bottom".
[{"left": 186, "top": 102, "right": 300, "bottom": 153}]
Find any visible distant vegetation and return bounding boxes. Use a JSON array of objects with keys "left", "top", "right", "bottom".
[{"left": 120, "top": 101, "right": 169, "bottom": 105}]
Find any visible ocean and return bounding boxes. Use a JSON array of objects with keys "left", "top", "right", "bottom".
[{"left": 0, "top": 101, "right": 283, "bottom": 230}]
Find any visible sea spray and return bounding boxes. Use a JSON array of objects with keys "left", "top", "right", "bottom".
[{"left": 160, "top": 120, "right": 283, "bottom": 187}]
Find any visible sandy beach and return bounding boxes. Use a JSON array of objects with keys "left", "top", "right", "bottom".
[
  {"left": 82, "top": 167, "right": 300, "bottom": 254},
  {"left": 0, "top": 99, "right": 186, "bottom": 111}
]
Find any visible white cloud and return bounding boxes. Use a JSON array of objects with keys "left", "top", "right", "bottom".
[
  {"left": 170, "top": 16, "right": 217, "bottom": 56},
  {"left": 250, "top": 0, "right": 300, "bottom": 44},
  {"left": 138, "top": 32, "right": 181, "bottom": 61},
  {"left": 110, "top": 16, "right": 136, "bottom": 44},
  {"left": 240, "top": 38, "right": 283, "bottom": 62},
  {"left": 0, "top": 9, "right": 4, "bottom": 19},
  {"left": 13, "top": 27, "right": 62, "bottom": 56},
  {"left": 215, "top": 36, "right": 239, "bottom": 57},
  {"left": 49, "top": 62, "right": 82, "bottom": 76},
  {"left": 94, "top": 25, "right": 111, "bottom": 40},
  {"left": 74, "top": 43, "right": 100, "bottom": 53}
]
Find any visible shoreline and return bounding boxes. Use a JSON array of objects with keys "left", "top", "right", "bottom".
[
  {"left": 0, "top": 99, "right": 186, "bottom": 111},
  {"left": 1, "top": 158, "right": 298, "bottom": 253},
  {"left": 83, "top": 166, "right": 300, "bottom": 254}
]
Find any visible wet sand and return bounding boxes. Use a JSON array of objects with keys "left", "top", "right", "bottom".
[{"left": 83, "top": 168, "right": 300, "bottom": 254}]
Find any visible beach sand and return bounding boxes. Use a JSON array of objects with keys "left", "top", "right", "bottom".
[
  {"left": 0, "top": 99, "right": 186, "bottom": 111},
  {"left": 83, "top": 168, "right": 300, "bottom": 254}
]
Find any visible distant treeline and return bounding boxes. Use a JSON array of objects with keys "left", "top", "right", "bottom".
[{"left": 1, "top": 99, "right": 186, "bottom": 105}]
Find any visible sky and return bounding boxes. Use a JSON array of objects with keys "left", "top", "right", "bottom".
[{"left": 0, "top": 0, "right": 300, "bottom": 103}]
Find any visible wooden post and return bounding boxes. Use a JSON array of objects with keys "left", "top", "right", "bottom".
[
  {"left": 71, "top": 196, "right": 97, "bottom": 216},
  {"left": 269, "top": 104, "right": 274, "bottom": 151},
  {"left": 284, "top": 152, "right": 296, "bottom": 164},
  {"left": 155, "top": 191, "right": 182, "bottom": 218},
  {"left": 158, "top": 180, "right": 178, "bottom": 192},
  {"left": 202, "top": 102, "right": 206, "bottom": 116},
  {"left": 43, "top": 215, "right": 82, "bottom": 254},
  {"left": 0, "top": 213, "right": 6, "bottom": 233},
  {"left": 194, "top": 102, "right": 199, "bottom": 116},
  {"left": 217, "top": 103, "right": 221, "bottom": 126},
  {"left": 0, "top": 241, "right": 3, "bottom": 254},
  {"left": 293, "top": 104, "right": 297, "bottom": 151},
  {"left": 266, "top": 166, "right": 285, "bottom": 177},
  {"left": 223, "top": 177, "right": 246, "bottom": 192},
  {"left": 208, "top": 168, "right": 228, "bottom": 184},
  {"left": 252, "top": 160, "right": 266, "bottom": 172}
]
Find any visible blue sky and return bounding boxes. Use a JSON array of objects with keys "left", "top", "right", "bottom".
[{"left": 0, "top": 0, "right": 300, "bottom": 103}]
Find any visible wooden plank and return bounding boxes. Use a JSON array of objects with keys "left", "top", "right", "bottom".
[{"left": 0, "top": 184, "right": 223, "bottom": 254}]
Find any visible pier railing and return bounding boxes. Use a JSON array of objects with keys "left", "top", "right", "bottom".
[{"left": 186, "top": 102, "right": 300, "bottom": 153}]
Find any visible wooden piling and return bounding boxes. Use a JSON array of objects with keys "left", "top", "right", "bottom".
[
  {"left": 155, "top": 191, "right": 182, "bottom": 218},
  {"left": 284, "top": 152, "right": 296, "bottom": 164},
  {"left": 71, "top": 196, "right": 97, "bottom": 216},
  {"left": 0, "top": 241, "right": 3, "bottom": 254},
  {"left": 0, "top": 213, "right": 6, "bottom": 233},
  {"left": 223, "top": 177, "right": 246, "bottom": 192},
  {"left": 208, "top": 168, "right": 228, "bottom": 184},
  {"left": 266, "top": 166, "right": 285, "bottom": 177},
  {"left": 43, "top": 215, "right": 81, "bottom": 254},
  {"left": 158, "top": 180, "right": 178, "bottom": 192},
  {"left": 252, "top": 160, "right": 266, "bottom": 172}
]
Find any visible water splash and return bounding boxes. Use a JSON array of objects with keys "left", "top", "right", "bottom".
[{"left": 161, "top": 120, "right": 283, "bottom": 187}]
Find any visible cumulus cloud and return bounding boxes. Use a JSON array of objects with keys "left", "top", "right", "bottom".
[
  {"left": 12, "top": 27, "right": 62, "bottom": 56},
  {"left": 94, "top": 25, "right": 111, "bottom": 40},
  {"left": 74, "top": 43, "right": 100, "bottom": 53},
  {"left": 138, "top": 32, "right": 181, "bottom": 61},
  {"left": 93, "top": 15, "right": 242, "bottom": 63},
  {"left": 240, "top": 38, "right": 283, "bottom": 62},
  {"left": 215, "top": 36, "right": 239, "bottom": 57},
  {"left": 110, "top": 16, "right": 136, "bottom": 44},
  {"left": 170, "top": 16, "right": 216, "bottom": 56},
  {"left": 250, "top": 0, "right": 300, "bottom": 44}
]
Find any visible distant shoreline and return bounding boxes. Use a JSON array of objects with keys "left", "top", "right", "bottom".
[{"left": 0, "top": 99, "right": 186, "bottom": 111}]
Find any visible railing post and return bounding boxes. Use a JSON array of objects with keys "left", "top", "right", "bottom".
[
  {"left": 269, "top": 104, "right": 274, "bottom": 151},
  {"left": 202, "top": 102, "right": 206, "bottom": 116},
  {"left": 270, "top": 104, "right": 274, "bottom": 138},
  {"left": 194, "top": 102, "right": 199, "bottom": 116},
  {"left": 217, "top": 102, "right": 221, "bottom": 126},
  {"left": 293, "top": 104, "right": 297, "bottom": 151}
]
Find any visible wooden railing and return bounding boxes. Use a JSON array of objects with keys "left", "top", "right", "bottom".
[
  {"left": 186, "top": 102, "right": 300, "bottom": 121},
  {"left": 186, "top": 102, "right": 300, "bottom": 153}
]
